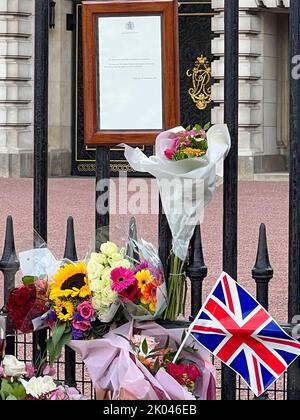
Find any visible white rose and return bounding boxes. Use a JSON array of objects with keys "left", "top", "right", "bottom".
[
  {"left": 90, "top": 279, "right": 101, "bottom": 293},
  {"left": 110, "top": 259, "right": 131, "bottom": 269},
  {"left": 108, "top": 253, "right": 124, "bottom": 263},
  {"left": 3, "top": 355, "right": 26, "bottom": 377},
  {"left": 87, "top": 260, "right": 105, "bottom": 281},
  {"left": 90, "top": 252, "right": 107, "bottom": 265},
  {"left": 100, "top": 242, "right": 119, "bottom": 257},
  {"left": 101, "top": 267, "right": 113, "bottom": 284},
  {"left": 20, "top": 376, "right": 57, "bottom": 398}
]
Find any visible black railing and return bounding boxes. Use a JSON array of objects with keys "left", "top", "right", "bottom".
[{"left": 0, "top": 214, "right": 292, "bottom": 400}]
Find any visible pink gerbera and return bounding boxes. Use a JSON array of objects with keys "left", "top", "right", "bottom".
[{"left": 111, "top": 267, "right": 136, "bottom": 292}]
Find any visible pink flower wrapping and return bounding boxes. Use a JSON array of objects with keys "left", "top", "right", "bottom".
[{"left": 69, "top": 321, "right": 216, "bottom": 401}]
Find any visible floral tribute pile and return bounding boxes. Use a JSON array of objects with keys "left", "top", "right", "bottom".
[
  {"left": 3, "top": 120, "right": 228, "bottom": 400},
  {"left": 2, "top": 234, "right": 216, "bottom": 400}
]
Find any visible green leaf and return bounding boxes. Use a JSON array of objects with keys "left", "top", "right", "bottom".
[
  {"left": 22, "top": 276, "right": 36, "bottom": 286},
  {"left": 1, "top": 380, "right": 13, "bottom": 395},
  {"left": 142, "top": 338, "right": 148, "bottom": 355},
  {"left": 194, "top": 124, "right": 201, "bottom": 132},
  {"left": 0, "top": 390, "right": 6, "bottom": 400},
  {"left": 185, "top": 125, "right": 191, "bottom": 131},
  {"left": 11, "top": 383, "right": 26, "bottom": 400},
  {"left": 204, "top": 122, "right": 211, "bottom": 131},
  {"left": 52, "top": 322, "right": 67, "bottom": 349}
]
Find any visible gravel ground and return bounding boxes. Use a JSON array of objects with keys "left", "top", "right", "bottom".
[{"left": 0, "top": 178, "right": 290, "bottom": 324}]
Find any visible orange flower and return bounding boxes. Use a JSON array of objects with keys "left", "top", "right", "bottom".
[{"left": 141, "top": 280, "right": 159, "bottom": 304}]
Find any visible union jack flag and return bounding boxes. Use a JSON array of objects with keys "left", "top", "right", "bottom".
[{"left": 191, "top": 272, "right": 300, "bottom": 397}]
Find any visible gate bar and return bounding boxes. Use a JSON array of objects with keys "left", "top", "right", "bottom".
[
  {"left": 95, "top": 147, "right": 110, "bottom": 251},
  {"left": 33, "top": 0, "right": 49, "bottom": 365},
  {"left": 222, "top": 0, "right": 239, "bottom": 400},
  {"left": 288, "top": 0, "right": 300, "bottom": 401}
]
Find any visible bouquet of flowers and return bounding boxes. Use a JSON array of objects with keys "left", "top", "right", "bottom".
[
  {"left": 0, "top": 355, "right": 84, "bottom": 400},
  {"left": 123, "top": 123, "right": 231, "bottom": 320},
  {"left": 164, "top": 123, "right": 209, "bottom": 161},
  {"left": 6, "top": 277, "right": 49, "bottom": 334},
  {"left": 87, "top": 241, "right": 129, "bottom": 323},
  {"left": 111, "top": 237, "right": 167, "bottom": 321},
  {"left": 46, "top": 261, "right": 108, "bottom": 365},
  {"left": 88, "top": 238, "right": 167, "bottom": 322},
  {"left": 69, "top": 321, "right": 216, "bottom": 400},
  {"left": 123, "top": 333, "right": 202, "bottom": 396},
  {"left": 5, "top": 246, "right": 61, "bottom": 334}
]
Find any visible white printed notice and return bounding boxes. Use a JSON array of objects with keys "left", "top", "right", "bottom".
[{"left": 98, "top": 15, "right": 163, "bottom": 130}]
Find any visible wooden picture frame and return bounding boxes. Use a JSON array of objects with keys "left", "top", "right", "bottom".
[{"left": 82, "top": 0, "right": 180, "bottom": 146}]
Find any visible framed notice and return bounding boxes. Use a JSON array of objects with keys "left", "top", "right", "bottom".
[{"left": 82, "top": 0, "right": 180, "bottom": 146}]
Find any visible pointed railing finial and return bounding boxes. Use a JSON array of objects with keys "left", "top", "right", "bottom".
[{"left": 64, "top": 216, "right": 78, "bottom": 261}]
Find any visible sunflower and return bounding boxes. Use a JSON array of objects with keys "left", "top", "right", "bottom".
[
  {"left": 135, "top": 270, "right": 154, "bottom": 290},
  {"left": 54, "top": 299, "right": 75, "bottom": 322},
  {"left": 50, "top": 262, "right": 91, "bottom": 301}
]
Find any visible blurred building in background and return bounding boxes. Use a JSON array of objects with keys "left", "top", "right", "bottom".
[{"left": 0, "top": 0, "right": 290, "bottom": 179}]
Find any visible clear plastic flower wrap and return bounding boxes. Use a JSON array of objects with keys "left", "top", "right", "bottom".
[
  {"left": 5, "top": 234, "right": 60, "bottom": 334},
  {"left": 87, "top": 223, "right": 167, "bottom": 323},
  {"left": 118, "top": 236, "right": 167, "bottom": 321}
]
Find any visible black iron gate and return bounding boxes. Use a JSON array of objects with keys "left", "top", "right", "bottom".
[
  {"left": 1, "top": 0, "right": 300, "bottom": 400},
  {"left": 70, "top": 0, "right": 213, "bottom": 176}
]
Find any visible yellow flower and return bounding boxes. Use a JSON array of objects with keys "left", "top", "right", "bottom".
[
  {"left": 135, "top": 270, "right": 154, "bottom": 290},
  {"left": 78, "top": 284, "right": 91, "bottom": 298},
  {"left": 54, "top": 299, "right": 74, "bottom": 322},
  {"left": 149, "top": 302, "right": 156, "bottom": 313},
  {"left": 183, "top": 147, "right": 206, "bottom": 157},
  {"left": 50, "top": 262, "right": 90, "bottom": 301},
  {"left": 140, "top": 296, "right": 149, "bottom": 305}
]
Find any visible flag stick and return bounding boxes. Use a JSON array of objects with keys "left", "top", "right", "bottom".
[{"left": 172, "top": 317, "right": 199, "bottom": 364}]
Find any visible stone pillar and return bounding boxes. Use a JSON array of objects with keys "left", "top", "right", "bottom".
[
  {"left": 0, "top": 0, "right": 73, "bottom": 178},
  {"left": 48, "top": 0, "right": 73, "bottom": 177},
  {"left": 211, "top": 0, "right": 290, "bottom": 180},
  {"left": 0, "top": 0, "right": 34, "bottom": 177}
]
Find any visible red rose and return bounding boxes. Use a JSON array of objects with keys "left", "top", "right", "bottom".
[
  {"left": 119, "top": 280, "right": 141, "bottom": 303},
  {"left": 167, "top": 363, "right": 201, "bottom": 388},
  {"left": 166, "top": 363, "right": 186, "bottom": 385},
  {"left": 185, "top": 364, "right": 201, "bottom": 382},
  {"left": 6, "top": 284, "right": 47, "bottom": 334}
]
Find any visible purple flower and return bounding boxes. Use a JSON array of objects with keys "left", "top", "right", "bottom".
[
  {"left": 71, "top": 328, "right": 84, "bottom": 340},
  {"left": 48, "top": 310, "right": 57, "bottom": 322},
  {"left": 73, "top": 312, "right": 84, "bottom": 322},
  {"left": 135, "top": 260, "right": 149, "bottom": 273}
]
